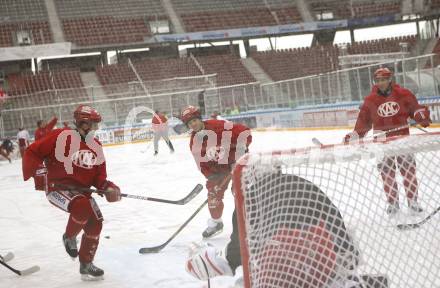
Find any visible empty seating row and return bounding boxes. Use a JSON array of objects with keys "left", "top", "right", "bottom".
[
  {"left": 252, "top": 46, "right": 340, "bottom": 81},
  {"left": 7, "top": 69, "right": 85, "bottom": 97},
  {"left": 196, "top": 54, "right": 256, "bottom": 86},
  {"left": 309, "top": 0, "right": 352, "bottom": 19},
  {"left": 96, "top": 57, "right": 202, "bottom": 85},
  {"left": 181, "top": 7, "right": 301, "bottom": 32},
  {"left": 62, "top": 16, "right": 151, "bottom": 46},
  {"left": 251, "top": 36, "right": 416, "bottom": 81},
  {"left": 171, "top": 0, "right": 269, "bottom": 14},
  {"left": 96, "top": 54, "right": 255, "bottom": 88},
  {"left": 0, "top": 0, "right": 48, "bottom": 22},
  {"left": 0, "top": 21, "right": 52, "bottom": 47},
  {"left": 352, "top": 1, "right": 401, "bottom": 18},
  {"left": 55, "top": 0, "right": 166, "bottom": 19},
  {"left": 346, "top": 36, "right": 416, "bottom": 54}
]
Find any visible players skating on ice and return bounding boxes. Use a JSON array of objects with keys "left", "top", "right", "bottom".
[
  {"left": 180, "top": 106, "right": 252, "bottom": 238},
  {"left": 152, "top": 110, "right": 174, "bottom": 156},
  {"left": 344, "top": 68, "right": 431, "bottom": 215},
  {"left": 22, "top": 105, "right": 121, "bottom": 281}
]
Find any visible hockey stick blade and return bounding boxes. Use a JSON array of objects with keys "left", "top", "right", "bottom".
[
  {"left": 396, "top": 223, "right": 420, "bottom": 230},
  {"left": 397, "top": 206, "right": 440, "bottom": 231},
  {"left": 19, "top": 265, "right": 40, "bottom": 276},
  {"left": 1, "top": 252, "right": 14, "bottom": 262},
  {"left": 0, "top": 260, "right": 40, "bottom": 276},
  {"left": 131, "top": 184, "right": 203, "bottom": 205},
  {"left": 139, "top": 199, "right": 208, "bottom": 254},
  {"left": 139, "top": 243, "right": 166, "bottom": 254}
]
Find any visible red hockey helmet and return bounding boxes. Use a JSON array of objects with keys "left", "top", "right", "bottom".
[
  {"left": 374, "top": 67, "right": 393, "bottom": 79},
  {"left": 181, "top": 106, "right": 201, "bottom": 124},
  {"left": 74, "top": 105, "right": 102, "bottom": 124}
]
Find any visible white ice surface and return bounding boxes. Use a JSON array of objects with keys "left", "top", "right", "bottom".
[{"left": 1, "top": 128, "right": 439, "bottom": 288}]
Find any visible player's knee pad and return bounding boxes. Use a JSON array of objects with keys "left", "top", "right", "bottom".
[
  {"left": 208, "top": 199, "right": 224, "bottom": 219},
  {"left": 84, "top": 218, "right": 103, "bottom": 237},
  {"left": 208, "top": 196, "right": 223, "bottom": 209}
]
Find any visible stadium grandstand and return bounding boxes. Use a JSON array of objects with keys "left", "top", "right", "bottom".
[{"left": 0, "top": 0, "right": 440, "bottom": 137}]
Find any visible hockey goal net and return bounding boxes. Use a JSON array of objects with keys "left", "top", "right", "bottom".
[{"left": 233, "top": 132, "right": 440, "bottom": 288}]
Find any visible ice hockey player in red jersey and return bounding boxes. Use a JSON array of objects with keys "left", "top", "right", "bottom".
[
  {"left": 152, "top": 110, "right": 174, "bottom": 156},
  {"left": 185, "top": 173, "right": 387, "bottom": 288},
  {"left": 180, "top": 106, "right": 252, "bottom": 238},
  {"left": 33, "top": 116, "right": 58, "bottom": 191},
  {"left": 22, "top": 105, "right": 121, "bottom": 281},
  {"left": 344, "top": 67, "right": 431, "bottom": 215}
]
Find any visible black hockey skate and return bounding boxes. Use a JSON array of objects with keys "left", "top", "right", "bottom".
[
  {"left": 408, "top": 201, "right": 423, "bottom": 213},
  {"left": 386, "top": 203, "right": 399, "bottom": 215},
  {"left": 167, "top": 141, "right": 175, "bottom": 153},
  {"left": 80, "top": 262, "right": 104, "bottom": 281},
  {"left": 62, "top": 233, "right": 78, "bottom": 259},
  {"left": 202, "top": 222, "right": 224, "bottom": 239}
]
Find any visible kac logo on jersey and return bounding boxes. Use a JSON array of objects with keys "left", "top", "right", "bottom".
[
  {"left": 71, "top": 150, "right": 98, "bottom": 169},
  {"left": 377, "top": 102, "right": 400, "bottom": 117}
]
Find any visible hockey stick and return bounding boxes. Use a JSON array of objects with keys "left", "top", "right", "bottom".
[
  {"left": 139, "top": 174, "right": 232, "bottom": 253},
  {"left": 54, "top": 184, "right": 203, "bottom": 205},
  {"left": 396, "top": 205, "right": 440, "bottom": 230},
  {"left": 0, "top": 259, "right": 40, "bottom": 276},
  {"left": 118, "top": 184, "right": 203, "bottom": 205},
  {"left": 139, "top": 199, "right": 208, "bottom": 254}
]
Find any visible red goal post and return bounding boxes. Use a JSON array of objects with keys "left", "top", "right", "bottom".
[{"left": 233, "top": 131, "right": 440, "bottom": 288}]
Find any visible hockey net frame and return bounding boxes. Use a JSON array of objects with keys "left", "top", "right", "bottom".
[{"left": 233, "top": 131, "right": 440, "bottom": 288}]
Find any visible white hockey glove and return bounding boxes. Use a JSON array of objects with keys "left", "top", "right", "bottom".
[
  {"left": 206, "top": 146, "right": 226, "bottom": 162},
  {"left": 185, "top": 242, "right": 233, "bottom": 281}
]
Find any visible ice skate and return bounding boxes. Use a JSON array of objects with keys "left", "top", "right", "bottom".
[
  {"left": 62, "top": 233, "right": 78, "bottom": 259},
  {"left": 386, "top": 202, "right": 399, "bottom": 216},
  {"left": 80, "top": 262, "right": 104, "bottom": 281},
  {"left": 202, "top": 219, "right": 223, "bottom": 239},
  {"left": 408, "top": 200, "right": 423, "bottom": 213}
]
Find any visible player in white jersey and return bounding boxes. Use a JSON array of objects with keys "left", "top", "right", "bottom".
[{"left": 17, "top": 127, "right": 30, "bottom": 158}]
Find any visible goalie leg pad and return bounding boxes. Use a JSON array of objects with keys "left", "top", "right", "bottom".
[{"left": 185, "top": 244, "right": 233, "bottom": 281}]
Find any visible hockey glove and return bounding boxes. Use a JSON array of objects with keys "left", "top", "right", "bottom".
[
  {"left": 206, "top": 146, "right": 226, "bottom": 162},
  {"left": 343, "top": 132, "right": 360, "bottom": 144},
  {"left": 413, "top": 107, "right": 431, "bottom": 128},
  {"left": 99, "top": 181, "right": 121, "bottom": 202},
  {"left": 185, "top": 242, "right": 233, "bottom": 281}
]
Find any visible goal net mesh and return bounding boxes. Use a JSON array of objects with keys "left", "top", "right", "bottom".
[{"left": 234, "top": 132, "right": 440, "bottom": 288}]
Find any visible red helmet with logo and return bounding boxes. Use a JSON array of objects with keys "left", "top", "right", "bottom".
[
  {"left": 74, "top": 105, "right": 102, "bottom": 124},
  {"left": 374, "top": 67, "right": 393, "bottom": 80},
  {"left": 180, "top": 106, "right": 201, "bottom": 124}
]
